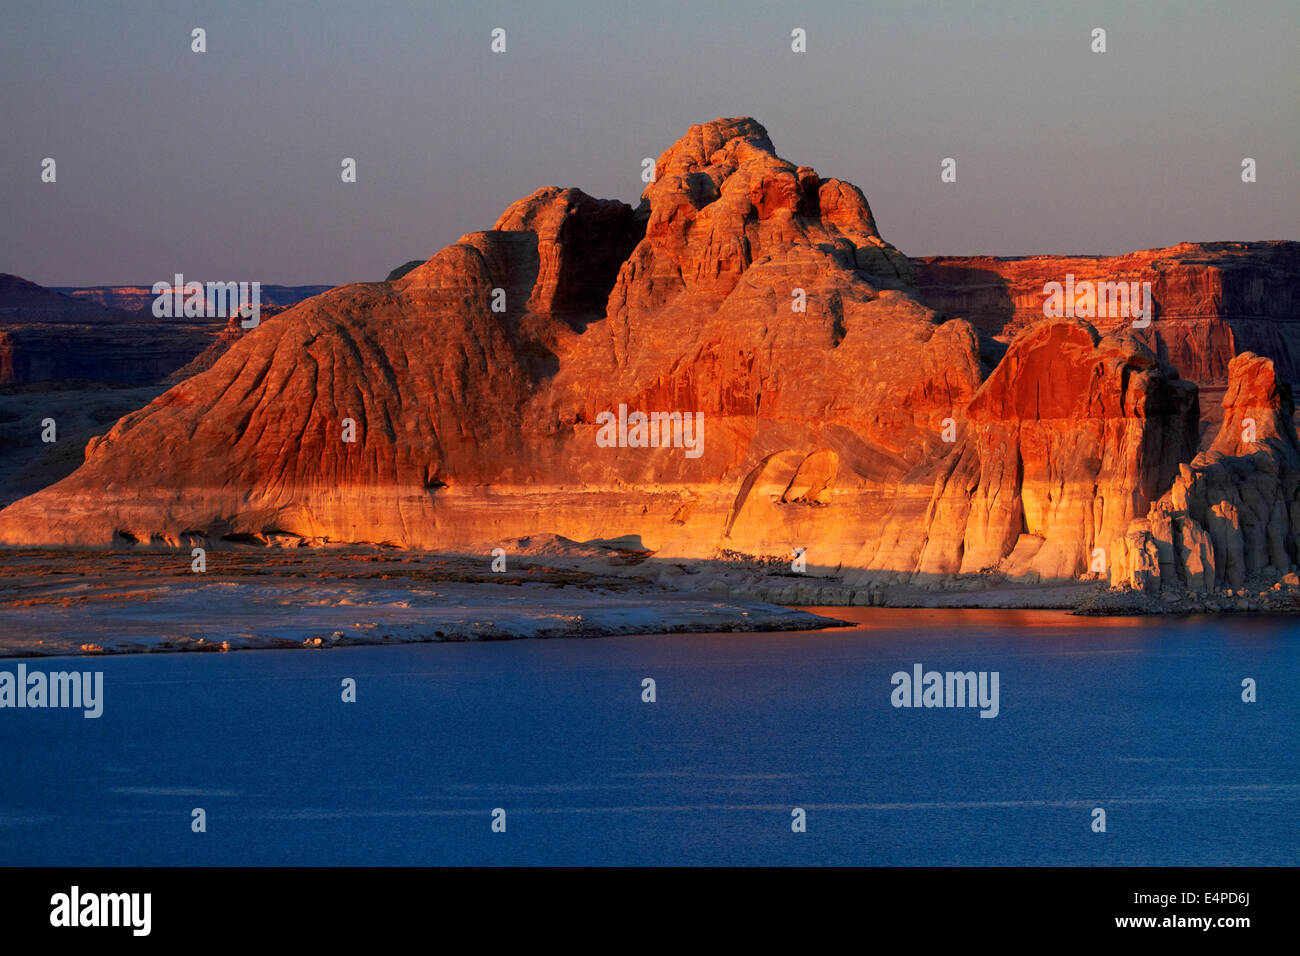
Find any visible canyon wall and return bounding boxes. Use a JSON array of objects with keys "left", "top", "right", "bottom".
[
  {"left": 911, "top": 244, "right": 1300, "bottom": 388},
  {"left": 1112, "top": 351, "right": 1300, "bottom": 595}
]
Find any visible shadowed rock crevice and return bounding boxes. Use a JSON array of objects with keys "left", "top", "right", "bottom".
[{"left": 1113, "top": 352, "right": 1300, "bottom": 596}]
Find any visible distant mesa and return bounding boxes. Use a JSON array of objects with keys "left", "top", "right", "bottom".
[
  {"left": 0, "top": 273, "right": 208, "bottom": 386},
  {"left": 0, "top": 277, "right": 331, "bottom": 386},
  {"left": 53, "top": 283, "right": 334, "bottom": 314},
  {"left": 0, "top": 273, "right": 132, "bottom": 324},
  {"left": 2, "top": 116, "right": 1298, "bottom": 604}
]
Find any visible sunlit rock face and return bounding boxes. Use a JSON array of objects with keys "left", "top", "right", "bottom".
[
  {"left": 911, "top": 242, "right": 1300, "bottom": 389},
  {"left": 853, "top": 320, "right": 1199, "bottom": 586},
  {"left": 1112, "top": 352, "right": 1300, "bottom": 595},
  {"left": 0, "top": 117, "right": 1295, "bottom": 591}
]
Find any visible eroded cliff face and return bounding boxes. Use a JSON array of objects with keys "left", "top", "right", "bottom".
[
  {"left": 0, "top": 117, "right": 981, "bottom": 558},
  {"left": 1112, "top": 352, "right": 1300, "bottom": 595},
  {"left": 852, "top": 320, "right": 1199, "bottom": 586},
  {"left": 0, "top": 117, "right": 1296, "bottom": 597},
  {"left": 911, "top": 244, "right": 1300, "bottom": 389}
]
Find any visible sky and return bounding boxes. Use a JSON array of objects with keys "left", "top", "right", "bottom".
[{"left": 1, "top": 0, "right": 1296, "bottom": 285}]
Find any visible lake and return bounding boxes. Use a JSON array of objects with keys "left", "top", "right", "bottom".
[{"left": 1, "top": 608, "right": 1295, "bottom": 865}]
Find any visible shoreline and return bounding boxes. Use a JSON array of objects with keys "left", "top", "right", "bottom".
[
  {"left": 0, "top": 548, "right": 853, "bottom": 659},
  {"left": 2, "top": 546, "right": 1296, "bottom": 659},
  {"left": 0, "top": 608, "right": 853, "bottom": 660}
]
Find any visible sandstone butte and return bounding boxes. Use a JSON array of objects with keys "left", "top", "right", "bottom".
[{"left": 1, "top": 117, "right": 1297, "bottom": 600}]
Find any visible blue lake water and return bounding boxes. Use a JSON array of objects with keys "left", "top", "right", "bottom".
[{"left": 1, "top": 608, "right": 1295, "bottom": 866}]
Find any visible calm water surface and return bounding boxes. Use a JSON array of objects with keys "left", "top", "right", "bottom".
[{"left": 1, "top": 608, "right": 1295, "bottom": 865}]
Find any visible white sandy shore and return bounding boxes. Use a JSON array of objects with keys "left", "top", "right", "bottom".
[
  {"left": 3, "top": 537, "right": 1293, "bottom": 659},
  {"left": 0, "top": 550, "right": 849, "bottom": 657}
]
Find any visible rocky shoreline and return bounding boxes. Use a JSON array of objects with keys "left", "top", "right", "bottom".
[
  {"left": 713, "top": 567, "right": 1300, "bottom": 615},
  {"left": 4, "top": 543, "right": 1296, "bottom": 662},
  {"left": 0, "top": 548, "right": 852, "bottom": 658}
]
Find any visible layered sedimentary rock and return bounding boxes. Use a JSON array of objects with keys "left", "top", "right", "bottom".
[
  {"left": 0, "top": 117, "right": 1296, "bottom": 598},
  {"left": 1112, "top": 352, "right": 1300, "bottom": 594},
  {"left": 857, "top": 320, "right": 1199, "bottom": 585},
  {"left": 159, "top": 305, "right": 308, "bottom": 384},
  {"left": 0, "top": 119, "right": 974, "bottom": 553},
  {"left": 911, "top": 243, "right": 1300, "bottom": 388}
]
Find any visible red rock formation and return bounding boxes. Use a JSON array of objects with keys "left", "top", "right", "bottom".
[
  {"left": 0, "top": 119, "right": 978, "bottom": 554},
  {"left": 161, "top": 305, "right": 299, "bottom": 384},
  {"left": 1113, "top": 352, "right": 1300, "bottom": 593},
  {"left": 911, "top": 243, "right": 1300, "bottom": 389},
  {"left": 857, "top": 320, "right": 1198, "bottom": 584},
  {"left": 0, "top": 117, "right": 1295, "bottom": 600}
]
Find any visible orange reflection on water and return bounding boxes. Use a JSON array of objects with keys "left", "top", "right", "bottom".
[{"left": 797, "top": 606, "right": 1153, "bottom": 630}]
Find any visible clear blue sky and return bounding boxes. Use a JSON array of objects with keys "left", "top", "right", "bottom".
[{"left": 2, "top": 0, "right": 1296, "bottom": 285}]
